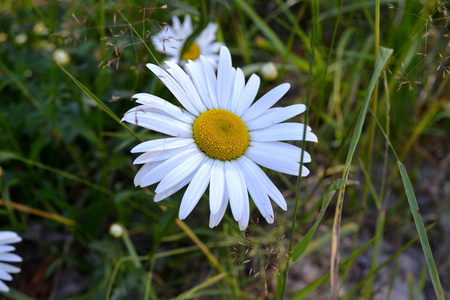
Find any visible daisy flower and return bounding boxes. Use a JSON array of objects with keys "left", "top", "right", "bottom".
[
  {"left": 0, "top": 231, "right": 22, "bottom": 292},
  {"left": 123, "top": 46, "right": 317, "bottom": 230},
  {"left": 151, "top": 15, "right": 222, "bottom": 68}
]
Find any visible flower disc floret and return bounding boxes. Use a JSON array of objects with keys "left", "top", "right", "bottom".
[
  {"left": 181, "top": 43, "right": 201, "bottom": 61},
  {"left": 193, "top": 109, "right": 249, "bottom": 161}
]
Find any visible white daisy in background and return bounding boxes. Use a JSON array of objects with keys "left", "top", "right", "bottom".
[
  {"left": 0, "top": 231, "right": 22, "bottom": 292},
  {"left": 123, "top": 46, "right": 317, "bottom": 230},
  {"left": 151, "top": 15, "right": 223, "bottom": 68}
]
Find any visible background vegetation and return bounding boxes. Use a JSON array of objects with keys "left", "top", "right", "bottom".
[{"left": 0, "top": 0, "right": 449, "bottom": 299}]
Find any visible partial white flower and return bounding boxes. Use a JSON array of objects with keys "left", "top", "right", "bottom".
[
  {"left": 151, "top": 15, "right": 223, "bottom": 68},
  {"left": 0, "top": 231, "right": 22, "bottom": 292},
  {"left": 123, "top": 46, "right": 317, "bottom": 230}
]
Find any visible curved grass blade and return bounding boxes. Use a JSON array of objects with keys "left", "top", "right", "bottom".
[
  {"left": 174, "top": 273, "right": 227, "bottom": 300},
  {"left": 330, "top": 46, "right": 392, "bottom": 298},
  {"left": 290, "top": 179, "right": 346, "bottom": 261},
  {"left": 370, "top": 110, "right": 444, "bottom": 300},
  {"left": 291, "top": 236, "right": 376, "bottom": 300},
  {"left": 58, "top": 64, "right": 144, "bottom": 143},
  {"left": 0, "top": 151, "right": 112, "bottom": 195},
  {"left": 398, "top": 162, "right": 444, "bottom": 300}
]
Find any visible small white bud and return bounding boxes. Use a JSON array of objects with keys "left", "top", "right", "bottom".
[
  {"left": 15, "top": 33, "right": 28, "bottom": 45},
  {"left": 109, "top": 223, "right": 124, "bottom": 238},
  {"left": 33, "top": 22, "right": 49, "bottom": 36},
  {"left": 260, "top": 62, "right": 278, "bottom": 81},
  {"left": 52, "top": 49, "right": 71, "bottom": 66}
]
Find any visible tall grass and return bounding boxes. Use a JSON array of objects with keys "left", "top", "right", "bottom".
[{"left": 0, "top": 0, "right": 448, "bottom": 299}]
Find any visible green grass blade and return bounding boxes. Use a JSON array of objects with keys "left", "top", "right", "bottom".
[
  {"left": 290, "top": 179, "right": 346, "bottom": 261},
  {"left": 370, "top": 109, "right": 444, "bottom": 299},
  {"left": 345, "top": 222, "right": 437, "bottom": 299},
  {"left": 397, "top": 162, "right": 444, "bottom": 300},
  {"left": 342, "top": 46, "right": 393, "bottom": 178},
  {"left": 58, "top": 64, "right": 144, "bottom": 143},
  {"left": 291, "top": 236, "right": 376, "bottom": 300},
  {"left": 358, "top": 158, "right": 381, "bottom": 209},
  {"left": 0, "top": 151, "right": 112, "bottom": 195},
  {"left": 300, "top": 222, "right": 358, "bottom": 258},
  {"left": 362, "top": 207, "right": 385, "bottom": 298},
  {"left": 330, "top": 46, "right": 393, "bottom": 298},
  {"left": 233, "top": 0, "right": 286, "bottom": 56},
  {"left": 174, "top": 273, "right": 227, "bottom": 300}
]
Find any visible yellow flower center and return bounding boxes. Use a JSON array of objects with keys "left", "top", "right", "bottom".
[
  {"left": 181, "top": 43, "right": 201, "bottom": 61},
  {"left": 193, "top": 109, "right": 250, "bottom": 161}
]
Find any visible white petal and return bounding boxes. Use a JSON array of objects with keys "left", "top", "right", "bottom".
[
  {"left": 172, "top": 16, "right": 182, "bottom": 33},
  {"left": 134, "top": 143, "right": 197, "bottom": 164},
  {"left": 134, "top": 162, "right": 157, "bottom": 186},
  {"left": 248, "top": 141, "right": 311, "bottom": 163},
  {"left": 246, "top": 104, "right": 306, "bottom": 130},
  {"left": 146, "top": 63, "right": 200, "bottom": 115},
  {"left": 131, "top": 137, "right": 194, "bottom": 154},
  {"left": 137, "top": 148, "right": 198, "bottom": 187},
  {"left": 242, "top": 83, "right": 290, "bottom": 123},
  {"left": 216, "top": 46, "right": 234, "bottom": 108},
  {"left": 209, "top": 186, "right": 229, "bottom": 228},
  {"left": 239, "top": 158, "right": 275, "bottom": 223},
  {"left": 179, "top": 160, "right": 213, "bottom": 220},
  {"left": 132, "top": 93, "right": 195, "bottom": 123},
  {"left": 0, "top": 253, "right": 22, "bottom": 263},
  {"left": 185, "top": 60, "right": 213, "bottom": 108},
  {"left": 246, "top": 145, "right": 309, "bottom": 176},
  {"left": 209, "top": 160, "right": 225, "bottom": 215},
  {"left": 200, "top": 56, "right": 218, "bottom": 109},
  {"left": 0, "top": 269, "right": 12, "bottom": 281},
  {"left": 153, "top": 171, "right": 196, "bottom": 202},
  {"left": 196, "top": 22, "right": 218, "bottom": 46},
  {"left": 238, "top": 183, "right": 250, "bottom": 230},
  {"left": 181, "top": 15, "right": 192, "bottom": 35},
  {"left": 0, "top": 280, "right": 9, "bottom": 292},
  {"left": 0, "top": 232, "right": 21, "bottom": 245},
  {"left": 250, "top": 123, "right": 318, "bottom": 142},
  {"left": 227, "top": 68, "right": 246, "bottom": 113},
  {"left": 122, "top": 108, "right": 192, "bottom": 137},
  {"left": 0, "top": 262, "right": 20, "bottom": 274},
  {"left": 166, "top": 62, "right": 207, "bottom": 113},
  {"left": 235, "top": 74, "right": 260, "bottom": 117},
  {"left": 0, "top": 246, "right": 15, "bottom": 253},
  {"left": 241, "top": 156, "right": 287, "bottom": 210},
  {"left": 224, "top": 160, "right": 248, "bottom": 222},
  {"left": 155, "top": 151, "right": 206, "bottom": 194}
]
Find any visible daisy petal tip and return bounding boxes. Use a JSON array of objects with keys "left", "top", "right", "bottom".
[
  {"left": 238, "top": 222, "right": 248, "bottom": 231},
  {"left": 279, "top": 200, "right": 288, "bottom": 211},
  {"left": 219, "top": 45, "right": 228, "bottom": 52},
  {"left": 208, "top": 220, "right": 217, "bottom": 229},
  {"left": 178, "top": 210, "right": 189, "bottom": 221},
  {"left": 265, "top": 216, "right": 275, "bottom": 224},
  {"left": 153, "top": 194, "right": 166, "bottom": 202},
  {"left": 145, "top": 63, "right": 156, "bottom": 70}
]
